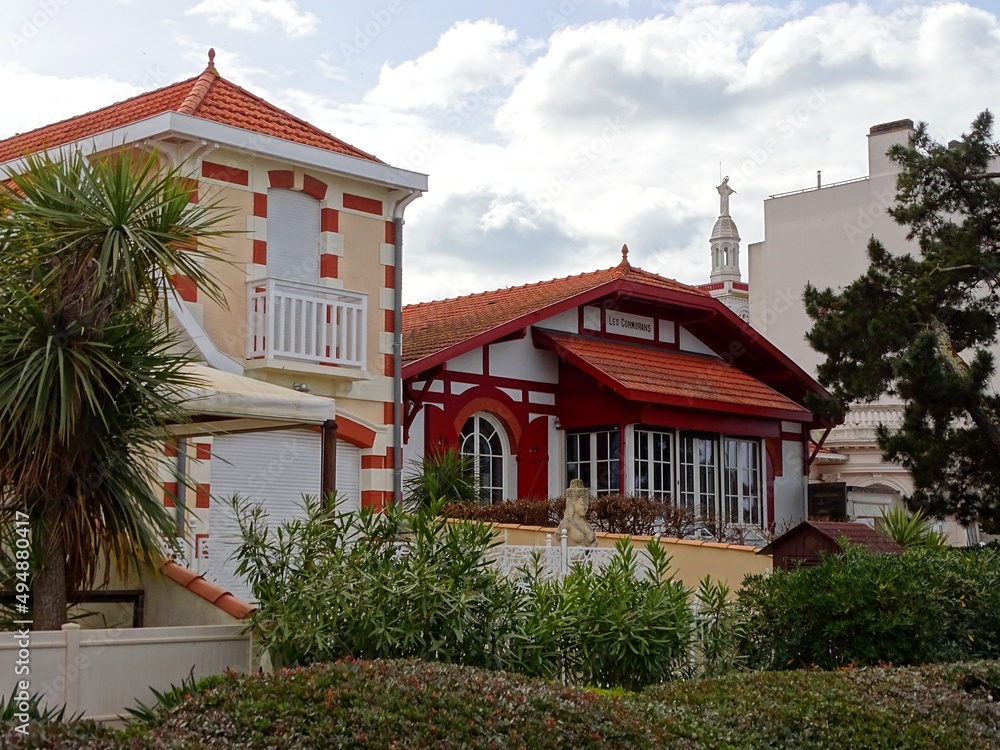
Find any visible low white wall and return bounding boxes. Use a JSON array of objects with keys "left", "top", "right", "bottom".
[{"left": 0, "top": 623, "right": 250, "bottom": 722}]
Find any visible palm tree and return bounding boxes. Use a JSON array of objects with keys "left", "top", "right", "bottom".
[{"left": 0, "top": 149, "right": 230, "bottom": 630}]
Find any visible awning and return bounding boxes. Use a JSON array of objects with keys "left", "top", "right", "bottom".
[
  {"left": 533, "top": 328, "right": 811, "bottom": 421},
  {"left": 176, "top": 364, "right": 336, "bottom": 427}
]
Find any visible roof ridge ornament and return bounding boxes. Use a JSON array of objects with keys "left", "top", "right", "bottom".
[
  {"left": 207, "top": 47, "right": 217, "bottom": 72},
  {"left": 620, "top": 243, "right": 631, "bottom": 268}
]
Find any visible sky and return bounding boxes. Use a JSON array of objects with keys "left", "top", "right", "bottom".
[{"left": 1, "top": 0, "right": 999, "bottom": 303}]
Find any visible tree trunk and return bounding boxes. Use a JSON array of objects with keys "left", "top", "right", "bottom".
[
  {"left": 931, "top": 317, "right": 1000, "bottom": 453},
  {"left": 32, "top": 494, "right": 68, "bottom": 630}
]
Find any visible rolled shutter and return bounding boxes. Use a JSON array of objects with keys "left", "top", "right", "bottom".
[{"left": 266, "top": 188, "right": 321, "bottom": 282}]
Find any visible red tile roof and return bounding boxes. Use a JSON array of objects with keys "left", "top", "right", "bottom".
[
  {"left": 403, "top": 252, "right": 707, "bottom": 368},
  {"left": 760, "top": 520, "right": 905, "bottom": 556},
  {"left": 163, "top": 560, "right": 254, "bottom": 620},
  {"left": 536, "top": 329, "right": 810, "bottom": 416},
  {"left": 0, "top": 50, "right": 380, "bottom": 164}
]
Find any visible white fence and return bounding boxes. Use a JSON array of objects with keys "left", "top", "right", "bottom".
[
  {"left": 0, "top": 624, "right": 251, "bottom": 722},
  {"left": 484, "top": 530, "right": 653, "bottom": 581}
]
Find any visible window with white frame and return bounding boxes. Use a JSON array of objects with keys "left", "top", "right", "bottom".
[
  {"left": 566, "top": 429, "right": 620, "bottom": 495},
  {"left": 722, "top": 437, "right": 762, "bottom": 526},
  {"left": 459, "top": 413, "right": 507, "bottom": 503},
  {"left": 678, "top": 433, "right": 719, "bottom": 520},
  {"left": 633, "top": 428, "right": 672, "bottom": 500}
]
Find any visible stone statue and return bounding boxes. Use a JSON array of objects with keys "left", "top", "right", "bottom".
[
  {"left": 558, "top": 479, "right": 597, "bottom": 547},
  {"left": 717, "top": 176, "right": 735, "bottom": 216}
]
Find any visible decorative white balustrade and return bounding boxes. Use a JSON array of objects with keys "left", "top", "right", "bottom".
[
  {"left": 246, "top": 279, "right": 367, "bottom": 369},
  {"left": 828, "top": 403, "right": 906, "bottom": 444}
]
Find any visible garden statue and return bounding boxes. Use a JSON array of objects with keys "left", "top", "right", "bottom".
[{"left": 558, "top": 479, "right": 597, "bottom": 547}]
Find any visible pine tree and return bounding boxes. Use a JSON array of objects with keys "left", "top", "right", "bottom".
[{"left": 804, "top": 110, "right": 1000, "bottom": 529}]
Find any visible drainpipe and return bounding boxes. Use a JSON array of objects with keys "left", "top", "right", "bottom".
[{"left": 391, "top": 190, "right": 423, "bottom": 506}]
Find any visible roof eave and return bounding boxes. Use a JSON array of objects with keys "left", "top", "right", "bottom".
[
  {"left": 0, "top": 111, "right": 429, "bottom": 192},
  {"left": 402, "top": 279, "right": 712, "bottom": 379}
]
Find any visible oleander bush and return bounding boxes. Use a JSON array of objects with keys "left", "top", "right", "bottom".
[
  {"left": 5, "top": 659, "right": 1000, "bottom": 749},
  {"left": 234, "top": 497, "right": 698, "bottom": 687},
  {"left": 738, "top": 545, "right": 1000, "bottom": 669}
]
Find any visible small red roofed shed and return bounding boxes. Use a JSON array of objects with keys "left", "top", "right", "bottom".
[{"left": 759, "top": 520, "right": 905, "bottom": 570}]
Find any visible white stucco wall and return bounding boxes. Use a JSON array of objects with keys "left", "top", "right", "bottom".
[{"left": 490, "top": 334, "right": 560, "bottom": 383}]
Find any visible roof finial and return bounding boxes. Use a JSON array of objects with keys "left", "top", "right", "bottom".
[
  {"left": 207, "top": 48, "right": 217, "bottom": 71},
  {"left": 620, "top": 243, "right": 630, "bottom": 267}
]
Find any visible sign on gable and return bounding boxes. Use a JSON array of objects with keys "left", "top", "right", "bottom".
[{"left": 605, "top": 310, "right": 654, "bottom": 340}]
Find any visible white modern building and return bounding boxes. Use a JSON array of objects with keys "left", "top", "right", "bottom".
[{"left": 747, "top": 119, "right": 984, "bottom": 542}]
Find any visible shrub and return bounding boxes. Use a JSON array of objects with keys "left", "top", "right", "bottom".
[
  {"left": 441, "top": 495, "right": 702, "bottom": 538},
  {"left": 738, "top": 545, "right": 1000, "bottom": 669},
  {"left": 877, "top": 505, "right": 949, "bottom": 549},
  {"left": 235, "top": 496, "right": 527, "bottom": 671},
  {"left": 403, "top": 447, "right": 480, "bottom": 508},
  {"left": 236, "top": 498, "right": 697, "bottom": 688},
  {"left": 6, "top": 660, "right": 1000, "bottom": 749}
]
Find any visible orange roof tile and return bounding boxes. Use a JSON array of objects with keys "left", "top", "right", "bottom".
[
  {"left": 163, "top": 561, "right": 254, "bottom": 620},
  {"left": 403, "top": 252, "right": 707, "bottom": 368},
  {"left": 537, "top": 329, "right": 810, "bottom": 416},
  {"left": 0, "top": 50, "right": 380, "bottom": 164}
]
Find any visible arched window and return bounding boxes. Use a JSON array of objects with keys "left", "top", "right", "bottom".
[{"left": 459, "top": 413, "right": 507, "bottom": 503}]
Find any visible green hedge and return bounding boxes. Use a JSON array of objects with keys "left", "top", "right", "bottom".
[
  {"left": 5, "top": 659, "right": 1000, "bottom": 749},
  {"left": 738, "top": 546, "right": 1000, "bottom": 669}
]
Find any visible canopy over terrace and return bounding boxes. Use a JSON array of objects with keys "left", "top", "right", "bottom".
[{"left": 170, "top": 363, "right": 340, "bottom": 497}]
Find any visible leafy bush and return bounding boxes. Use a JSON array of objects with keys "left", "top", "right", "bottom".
[
  {"left": 6, "top": 660, "right": 1000, "bottom": 749},
  {"left": 235, "top": 498, "right": 697, "bottom": 688},
  {"left": 235, "top": 496, "right": 525, "bottom": 671},
  {"left": 738, "top": 545, "right": 1000, "bottom": 669},
  {"left": 442, "top": 495, "right": 701, "bottom": 537},
  {"left": 877, "top": 505, "right": 949, "bottom": 549},
  {"left": 519, "top": 539, "right": 693, "bottom": 689},
  {"left": 403, "top": 448, "right": 480, "bottom": 508}
]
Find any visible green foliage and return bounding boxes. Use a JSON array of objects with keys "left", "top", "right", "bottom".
[
  {"left": 6, "top": 659, "right": 1000, "bottom": 749},
  {"left": 877, "top": 505, "right": 949, "bottom": 549},
  {"left": 688, "top": 578, "right": 748, "bottom": 678},
  {"left": 235, "top": 496, "right": 527, "bottom": 671},
  {"left": 235, "top": 498, "right": 696, "bottom": 688},
  {"left": 403, "top": 447, "right": 481, "bottom": 508},
  {"left": 442, "top": 495, "right": 700, "bottom": 538},
  {"left": 0, "top": 691, "right": 75, "bottom": 724},
  {"left": 738, "top": 546, "right": 1000, "bottom": 669},
  {"left": 0, "top": 148, "right": 230, "bottom": 626},
  {"left": 122, "top": 669, "right": 211, "bottom": 722},
  {"left": 804, "top": 110, "right": 1000, "bottom": 526}
]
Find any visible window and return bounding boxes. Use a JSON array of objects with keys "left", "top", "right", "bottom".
[
  {"left": 633, "top": 429, "right": 672, "bottom": 500},
  {"left": 566, "top": 429, "right": 620, "bottom": 495},
  {"left": 723, "top": 437, "right": 762, "bottom": 525},
  {"left": 678, "top": 434, "right": 718, "bottom": 519},
  {"left": 459, "top": 413, "right": 507, "bottom": 503}
]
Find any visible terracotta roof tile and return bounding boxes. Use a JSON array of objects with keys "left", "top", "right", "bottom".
[
  {"left": 806, "top": 521, "right": 906, "bottom": 553},
  {"left": 163, "top": 561, "right": 254, "bottom": 620},
  {"left": 0, "top": 54, "right": 380, "bottom": 164},
  {"left": 403, "top": 257, "right": 706, "bottom": 367},
  {"left": 538, "top": 329, "right": 810, "bottom": 415}
]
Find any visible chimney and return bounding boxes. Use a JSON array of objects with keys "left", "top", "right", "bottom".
[{"left": 867, "top": 119, "right": 915, "bottom": 179}]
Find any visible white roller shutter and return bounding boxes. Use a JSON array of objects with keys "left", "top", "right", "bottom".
[
  {"left": 208, "top": 431, "right": 363, "bottom": 604},
  {"left": 335, "top": 441, "right": 361, "bottom": 513},
  {"left": 266, "top": 188, "right": 321, "bottom": 282}
]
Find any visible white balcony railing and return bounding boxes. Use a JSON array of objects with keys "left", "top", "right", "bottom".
[
  {"left": 246, "top": 278, "right": 367, "bottom": 369},
  {"left": 828, "top": 403, "right": 906, "bottom": 445}
]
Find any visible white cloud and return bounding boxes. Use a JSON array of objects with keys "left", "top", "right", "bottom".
[
  {"left": 0, "top": 64, "right": 141, "bottom": 140},
  {"left": 185, "top": 0, "right": 319, "bottom": 38},
  {"left": 364, "top": 20, "right": 525, "bottom": 110}
]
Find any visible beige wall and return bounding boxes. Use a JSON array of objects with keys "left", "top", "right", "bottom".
[{"left": 487, "top": 522, "right": 771, "bottom": 592}]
